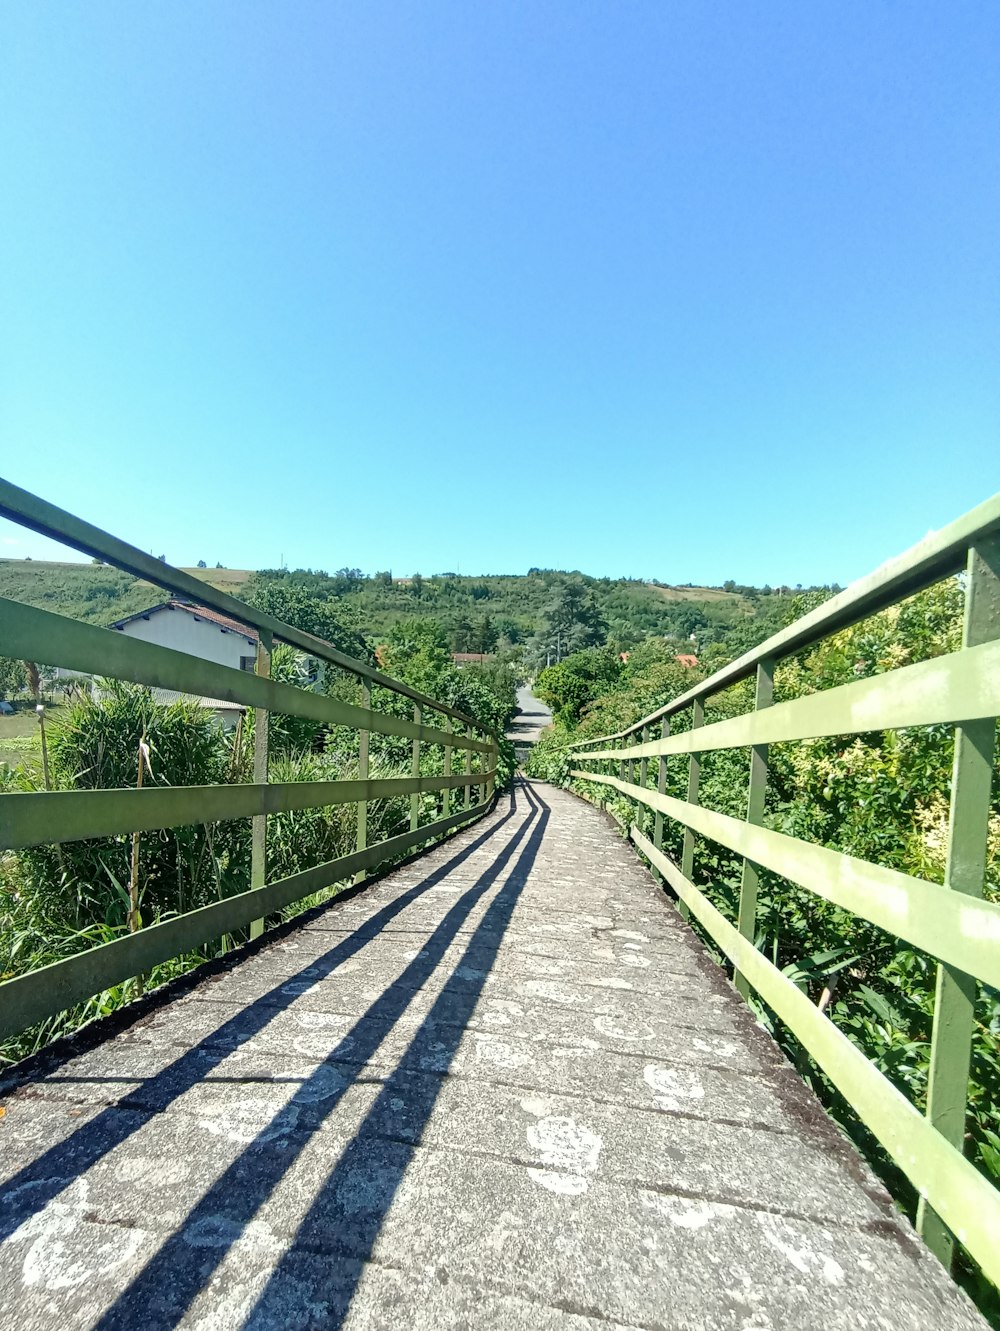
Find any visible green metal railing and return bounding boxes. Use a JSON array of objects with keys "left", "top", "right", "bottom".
[
  {"left": 569, "top": 492, "right": 1000, "bottom": 1285},
  {"left": 0, "top": 478, "right": 498, "bottom": 1043}
]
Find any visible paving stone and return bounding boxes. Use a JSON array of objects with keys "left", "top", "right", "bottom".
[{"left": 0, "top": 779, "right": 987, "bottom": 1330}]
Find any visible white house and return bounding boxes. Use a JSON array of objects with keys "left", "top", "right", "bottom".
[{"left": 60, "top": 600, "right": 260, "bottom": 729}]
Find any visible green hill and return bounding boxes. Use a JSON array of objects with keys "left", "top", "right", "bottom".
[
  {"left": 0, "top": 560, "right": 251, "bottom": 627},
  {"left": 0, "top": 558, "right": 829, "bottom": 658}
]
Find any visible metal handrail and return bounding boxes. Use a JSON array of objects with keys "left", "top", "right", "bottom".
[
  {"left": 569, "top": 494, "right": 1000, "bottom": 1288},
  {"left": 0, "top": 477, "right": 485, "bottom": 729},
  {"left": 0, "top": 479, "right": 500, "bottom": 1047},
  {"left": 570, "top": 489, "right": 1000, "bottom": 747}
]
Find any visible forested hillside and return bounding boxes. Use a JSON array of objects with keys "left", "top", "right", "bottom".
[{"left": 0, "top": 557, "right": 838, "bottom": 665}]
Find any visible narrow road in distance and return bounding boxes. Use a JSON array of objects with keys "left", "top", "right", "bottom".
[{"left": 507, "top": 684, "right": 552, "bottom": 762}]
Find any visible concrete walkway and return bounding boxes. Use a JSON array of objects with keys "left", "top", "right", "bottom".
[{"left": 0, "top": 783, "right": 987, "bottom": 1329}]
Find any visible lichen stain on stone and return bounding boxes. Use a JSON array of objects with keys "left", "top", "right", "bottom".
[
  {"left": 594, "top": 1013, "right": 655, "bottom": 1042},
  {"left": 524, "top": 979, "right": 589, "bottom": 1006},
  {"left": 526, "top": 1168, "right": 589, "bottom": 1196},
  {"left": 643, "top": 1063, "right": 706, "bottom": 1110},
  {"left": 472, "top": 1034, "right": 531, "bottom": 1069},
  {"left": 8, "top": 1178, "right": 147, "bottom": 1292},
  {"left": 526, "top": 1115, "right": 603, "bottom": 1196},
  {"left": 519, "top": 1096, "right": 553, "bottom": 1117},
  {"left": 114, "top": 1154, "right": 191, "bottom": 1186},
  {"left": 198, "top": 1097, "right": 296, "bottom": 1145},
  {"left": 758, "top": 1213, "right": 845, "bottom": 1284},
  {"left": 692, "top": 1035, "right": 739, "bottom": 1060}
]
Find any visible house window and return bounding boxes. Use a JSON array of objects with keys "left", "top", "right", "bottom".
[{"left": 240, "top": 655, "right": 256, "bottom": 672}]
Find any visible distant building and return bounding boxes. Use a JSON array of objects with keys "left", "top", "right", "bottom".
[
  {"left": 59, "top": 600, "right": 258, "bottom": 729},
  {"left": 622, "top": 650, "right": 698, "bottom": 668},
  {"left": 451, "top": 652, "right": 491, "bottom": 665}
]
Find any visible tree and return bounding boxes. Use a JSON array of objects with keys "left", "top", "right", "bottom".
[
  {"left": 527, "top": 580, "right": 608, "bottom": 667},
  {"left": 475, "top": 614, "right": 499, "bottom": 654},
  {"left": 0, "top": 656, "right": 26, "bottom": 701},
  {"left": 494, "top": 616, "right": 521, "bottom": 645},
  {"left": 534, "top": 647, "right": 622, "bottom": 723},
  {"left": 23, "top": 661, "right": 41, "bottom": 702},
  {"left": 382, "top": 619, "right": 451, "bottom": 695},
  {"left": 450, "top": 615, "right": 475, "bottom": 653},
  {"left": 411, "top": 572, "right": 424, "bottom": 599},
  {"left": 242, "top": 580, "right": 369, "bottom": 660},
  {"left": 197, "top": 560, "right": 207, "bottom": 569},
  {"left": 331, "top": 567, "right": 364, "bottom": 595}
]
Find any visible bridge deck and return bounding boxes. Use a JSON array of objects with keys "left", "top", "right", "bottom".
[{"left": 0, "top": 782, "right": 986, "bottom": 1330}]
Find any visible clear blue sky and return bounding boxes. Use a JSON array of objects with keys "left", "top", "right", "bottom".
[{"left": 1, "top": 3, "right": 997, "bottom": 587}]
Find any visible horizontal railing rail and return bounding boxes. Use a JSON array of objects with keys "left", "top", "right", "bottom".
[
  {"left": 569, "top": 492, "right": 1000, "bottom": 1289},
  {"left": 1, "top": 598, "right": 492, "bottom": 753},
  {"left": 570, "top": 490, "right": 1000, "bottom": 748},
  {"left": 0, "top": 773, "right": 484, "bottom": 851},
  {"left": 0, "top": 477, "right": 480, "bottom": 725},
  {"left": 0, "top": 479, "right": 499, "bottom": 1047},
  {"left": 0, "top": 803, "right": 485, "bottom": 1044}
]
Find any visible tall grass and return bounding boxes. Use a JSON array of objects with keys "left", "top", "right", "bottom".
[{"left": 0, "top": 681, "right": 480, "bottom": 1067}]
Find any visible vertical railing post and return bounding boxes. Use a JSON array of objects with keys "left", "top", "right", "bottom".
[
  {"left": 354, "top": 681, "right": 370, "bottom": 884},
  {"left": 734, "top": 659, "right": 774, "bottom": 998},
  {"left": 635, "top": 723, "right": 649, "bottom": 829},
  {"left": 679, "top": 697, "right": 704, "bottom": 921},
  {"left": 249, "top": 628, "right": 272, "bottom": 940},
  {"left": 653, "top": 716, "right": 669, "bottom": 873},
  {"left": 464, "top": 735, "right": 473, "bottom": 808},
  {"left": 410, "top": 704, "right": 422, "bottom": 832},
  {"left": 917, "top": 536, "right": 1000, "bottom": 1267},
  {"left": 443, "top": 717, "right": 452, "bottom": 818}
]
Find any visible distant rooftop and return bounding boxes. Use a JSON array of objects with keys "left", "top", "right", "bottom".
[{"left": 111, "top": 600, "right": 257, "bottom": 643}]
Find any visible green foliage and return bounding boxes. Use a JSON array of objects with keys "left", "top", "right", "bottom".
[
  {"left": 242, "top": 577, "right": 369, "bottom": 659},
  {"left": 0, "top": 656, "right": 26, "bottom": 700},
  {"left": 381, "top": 619, "right": 454, "bottom": 697},
  {"left": 535, "top": 647, "right": 623, "bottom": 723},
  {"left": 1, "top": 558, "right": 839, "bottom": 670},
  {"left": 525, "top": 581, "right": 609, "bottom": 667},
  {"left": 378, "top": 618, "right": 518, "bottom": 788},
  {"left": 4, "top": 683, "right": 243, "bottom": 936}
]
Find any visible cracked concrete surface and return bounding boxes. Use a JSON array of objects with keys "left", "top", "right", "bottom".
[{"left": 0, "top": 780, "right": 987, "bottom": 1329}]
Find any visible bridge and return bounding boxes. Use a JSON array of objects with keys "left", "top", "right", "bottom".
[{"left": 0, "top": 478, "right": 998, "bottom": 1328}]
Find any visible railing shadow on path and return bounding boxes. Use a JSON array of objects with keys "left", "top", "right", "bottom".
[
  {"left": 0, "top": 792, "right": 521, "bottom": 1247},
  {"left": 91, "top": 781, "right": 549, "bottom": 1330}
]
